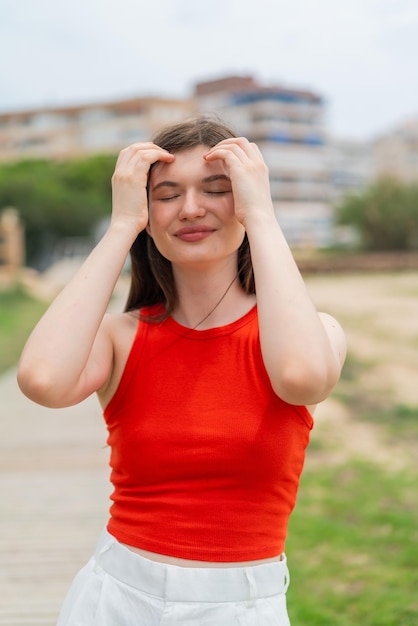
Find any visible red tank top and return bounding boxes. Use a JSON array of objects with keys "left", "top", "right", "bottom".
[{"left": 104, "top": 305, "right": 313, "bottom": 561}]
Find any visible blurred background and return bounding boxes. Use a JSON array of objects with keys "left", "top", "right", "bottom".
[{"left": 0, "top": 1, "right": 417, "bottom": 624}]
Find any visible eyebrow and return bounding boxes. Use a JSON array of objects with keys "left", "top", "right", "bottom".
[
  {"left": 202, "top": 174, "right": 231, "bottom": 184},
  {"left": 151, "top": 174, "right": 231, "bottom": 193}
]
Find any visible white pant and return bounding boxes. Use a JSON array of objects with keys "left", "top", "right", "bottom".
[{"left": 57, "top": 528, "right": 291, "bottom": 625}]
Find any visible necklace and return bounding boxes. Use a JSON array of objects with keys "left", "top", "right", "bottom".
[{"left": 191, "top": 274, "right": 239, "bottom": 330}]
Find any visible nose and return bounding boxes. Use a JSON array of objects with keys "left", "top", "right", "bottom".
[{"left": 178, "top": 190, "right": 206, "bottom": 220}]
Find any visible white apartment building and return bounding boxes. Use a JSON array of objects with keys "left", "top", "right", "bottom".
[
  {"left": 328, "top": 138, "right": 374, "bottom": 206},
  {"left": 1, "top": 74, "right": 382, "bottom": 248},
  {"left": 195, "top": 76, "right": 333, "bottom": 247},
  {"left": 0, "top": 97, "right": 194, "bottom": 161},
  {"left": 373, "top": 118, "right": 418, "bottom": 183}
]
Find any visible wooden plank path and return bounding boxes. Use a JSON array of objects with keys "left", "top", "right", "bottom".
[{"left": 0, "top": 368, "right": 110, "bottom": 626}]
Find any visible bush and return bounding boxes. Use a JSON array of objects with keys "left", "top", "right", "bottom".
[
  {"left": 337, "top": 178, "right": 418, "bottom": 251},
  {"left": 0, "top": 154, "right": 116, "bottom": 267}
]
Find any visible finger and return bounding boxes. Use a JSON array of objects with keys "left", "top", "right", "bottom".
[
  {"left": 209, "top": 137, "right": 259, "bottom": 153},
  {"left": 116, "top": 143, "right": 174, "bottom": 169},
  {"left": 204, "top": 144, "right": 253, "bottom": 167},
  {"left": 126, "top": 147, "right": 174, "bottom": 169},
  {"left": 128, "top": 148, "right": 174, "bottom": 171},
  {"left": 204, "top": 138, "right": 261, "bottom": 163}
]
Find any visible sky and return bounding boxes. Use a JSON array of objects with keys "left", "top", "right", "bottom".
[{"left": 1, "top": 0, "right": 418, "bottom": 140}]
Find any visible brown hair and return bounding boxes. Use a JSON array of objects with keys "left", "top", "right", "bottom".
[{"left": 124, "top": 115, "right": 255, "bottom": 316}]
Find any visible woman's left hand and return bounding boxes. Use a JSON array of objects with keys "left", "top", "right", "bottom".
[{"left": 204, "top": 138, "right": 275, "bottom": 227}]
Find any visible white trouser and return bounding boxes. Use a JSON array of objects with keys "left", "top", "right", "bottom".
[{"left": 57, "top": 528, "right": 291, "bottom": 625}]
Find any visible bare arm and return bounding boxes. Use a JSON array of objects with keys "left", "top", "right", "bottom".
[
  {"left": 17, "top": 143, "right": 174, "bottom": 408},
  {"left": 205, "top": 138, "right": 346, "bottom": 406},
  {"left": 243, "top": 209, "right": 346, "bottom": 405}
]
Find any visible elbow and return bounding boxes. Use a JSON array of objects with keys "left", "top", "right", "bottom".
[
  {"left": 17, "top": 361, "right": 64, "bottom": 408},
  {"left": 271, "top": 360, "right": 341, "bottom": 406}
]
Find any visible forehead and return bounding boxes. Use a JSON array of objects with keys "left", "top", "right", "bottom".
[{"left": 150, "top": 145, "right": 228, "bottom": 183}]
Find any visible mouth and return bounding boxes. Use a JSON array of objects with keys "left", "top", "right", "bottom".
[{"left": 174, "top": 225, "right": 216, "bottom": 242}]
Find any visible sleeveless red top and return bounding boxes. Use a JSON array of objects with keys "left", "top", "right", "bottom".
[{"left": 104, "top": 305, "right": 313, "bottom": 561}]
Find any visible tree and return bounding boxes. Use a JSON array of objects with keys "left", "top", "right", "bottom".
[
  {"left": 337, "top": 178, "right": 418, "bottom": 251},
  {"left": 0, "top": 154, "right": 116, "bottom": 267}
]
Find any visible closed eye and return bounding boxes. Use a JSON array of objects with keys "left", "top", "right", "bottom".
[
  {"left": 204, "top": 189, "right": 232, "bottom": 195},
  {"left": 157, "top": 194, "right": 180, "bottom": 201}
]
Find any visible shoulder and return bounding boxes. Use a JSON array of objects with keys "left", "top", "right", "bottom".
[{"left": 103, "top": 308, "right": 139, "bottom": 332}]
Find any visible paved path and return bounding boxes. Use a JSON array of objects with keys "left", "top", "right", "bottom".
[{"left": 0, "top": 368, "right": 110, "bottom": 625}]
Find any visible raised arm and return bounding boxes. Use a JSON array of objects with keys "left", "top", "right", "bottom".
[
  {"left": 17, "top": 143, "right": 174, "bottom": 408},
  {"left": 204, "top": 138, "right": 346, "bottom": 406}
]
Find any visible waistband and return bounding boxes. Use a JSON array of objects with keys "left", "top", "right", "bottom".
[{"left": 94, "top": 528, "right": 290, "bottom": 603}]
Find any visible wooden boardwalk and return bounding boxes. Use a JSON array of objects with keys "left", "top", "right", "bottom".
[{"left": 0, "top": 368, "right": 110, "bottom": 625}]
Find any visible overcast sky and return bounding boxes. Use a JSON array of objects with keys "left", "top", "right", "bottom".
[{"left": 1, "top": 0, "right": 418, "bottom": 140}]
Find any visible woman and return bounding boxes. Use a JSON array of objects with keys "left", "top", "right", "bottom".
[{"left": 18, "top": 116, "right": 346, "bottom": 625}]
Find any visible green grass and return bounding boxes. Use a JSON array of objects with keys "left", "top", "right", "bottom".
[
  {"left": 287, "top": 462, "right": 418, "bottom": 625},
  {"left": 0, "top": 286, "right": 48, "bottom": 374},
  {"left": 285, "top": 344, "right": 418, "bottom": 624},
  {"left": 284, "top": 288, "right": 418, "bottom": 626},
  {"left": 333, "top": 351, "right": 418, "bottom": 443}
]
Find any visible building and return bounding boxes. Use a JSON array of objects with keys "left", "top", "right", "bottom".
[
  {"left": 328, "top": 138, "right": 374, "bottom": 207},
  {"left": 195, "top": 75, "right": 332, "bottom": 247},
  {"left": 373, "top": 118, "right": 418, "bottom": 183},
  {"left": 0, "top": 97, "right": 194, "bottom": 161},
  {"left": 0, "top": 75, "right": 366, "bottom": 248}
]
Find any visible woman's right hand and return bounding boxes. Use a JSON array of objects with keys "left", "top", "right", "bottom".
[{"left": 111, "top": 142, "right": 174, "bottom": 234}]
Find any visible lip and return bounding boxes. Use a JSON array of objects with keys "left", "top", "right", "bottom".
[{"left": 174, "top": 225, "right": 216, "bottom": 242}]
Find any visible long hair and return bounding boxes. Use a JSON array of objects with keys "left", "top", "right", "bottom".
[{"left": 124, "top": 115, "right": 255, "bottom": 316}]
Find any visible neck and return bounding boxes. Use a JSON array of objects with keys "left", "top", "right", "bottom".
[{"left": 171, "top": 264, "right": 252, "bottom": 330}]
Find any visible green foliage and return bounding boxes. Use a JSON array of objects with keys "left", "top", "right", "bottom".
[
  {"left": 337, "top": 178, "right": 418, "bottom": 251},
  {"left": 0, "top": 154, "right": 116, "bottom": 266}
]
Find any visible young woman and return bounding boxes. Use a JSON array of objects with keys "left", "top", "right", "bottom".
[{"left": 18, "top": 116, "right": 346, "bottom": 625}]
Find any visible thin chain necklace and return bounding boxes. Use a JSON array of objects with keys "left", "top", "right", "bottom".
[{"left": 190, "top": 273, "right": 239, "bottom": 331}]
